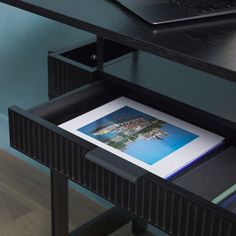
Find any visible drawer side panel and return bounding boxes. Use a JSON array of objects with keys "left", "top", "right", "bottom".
[{"left": 48, "top": 55, "right": 97, "bottom": 99}]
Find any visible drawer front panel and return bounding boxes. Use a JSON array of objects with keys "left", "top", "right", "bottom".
[
  {"left": 139, "top": 177, "right": 236, "bottom": 236},
  {"left": 9, "top": 107, "right": 90, "bottom": 182}
]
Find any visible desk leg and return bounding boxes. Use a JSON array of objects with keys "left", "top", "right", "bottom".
[
  {"left": 51, "top": 170, "right": 68, "bottom": 236},
  {"left": 96, "top": 35, "right": 104, "bottom": 69},
  {"left": 132, "top": 218, "right": 147, "bottom": 235}
]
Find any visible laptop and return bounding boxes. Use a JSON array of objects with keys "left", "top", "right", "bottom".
[{"left": 117, "top": 0, "right": 236, "bottom": 25}]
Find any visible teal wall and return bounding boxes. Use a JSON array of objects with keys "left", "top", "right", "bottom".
[
  {"left": 0, "top": 3, "right": 113, "bottom": 208},
  {"left": 0, "top": 3, "right": 92, "bottom": 152}
]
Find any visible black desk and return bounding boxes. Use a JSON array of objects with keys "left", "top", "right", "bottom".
[
  {"left": 1, "top": 1, "right": 236, "bottom": 236},
  {"left": 1, "top": 0, "right": 236, "bottom": 82}
]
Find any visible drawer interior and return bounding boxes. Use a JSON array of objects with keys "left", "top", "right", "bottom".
[
  {"left": 10, "top": 80, "right": 236, "bottom": 219},
  {"left": 29, "top": 79, "right": 236, "bottom": 140},
  {"left": 173, "top": 146, "right": 236, "bottom": 215},
  {"left": 62, "top": 39, "right": 135, "bottom": 68}
]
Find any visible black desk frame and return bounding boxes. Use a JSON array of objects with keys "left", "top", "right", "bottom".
[
  {"left": 8, "top": 78, "right": 236, "bottom": 236},
  {"left": 51, "top": 170, "right": 146, "bottom": 236},
  {"left": 50, "top": 36, "right": 148, "bottom": 236},
  {"left": 2, "top": 1, "right": 236, "bottom": 236}
]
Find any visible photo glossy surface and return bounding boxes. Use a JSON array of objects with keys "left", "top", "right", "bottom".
[{"left": 79, "top": 106, "right": 198, "bottom": 165}]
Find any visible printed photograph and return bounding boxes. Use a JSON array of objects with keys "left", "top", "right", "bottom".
[{"left": 78, "top": 106, "right": 198, "bottom": 165}]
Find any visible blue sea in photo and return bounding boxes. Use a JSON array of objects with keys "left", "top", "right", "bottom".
[{"left": 78, "top": 106, "right": 198, "bottom": 165}]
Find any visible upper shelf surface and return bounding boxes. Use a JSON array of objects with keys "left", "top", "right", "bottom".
[{"left": 1, "top": 0, "right": 236, "bottom": 82}]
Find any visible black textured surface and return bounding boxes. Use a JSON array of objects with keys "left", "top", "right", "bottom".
[
  {"left": 1, "top": 0, "right": 236, "bottom": 82},
  {"left": 173, "top": 0, "right": 236, "bottom": 12},
  {"left": 174, "top": 146, "right": 236, "bottom": 201}
]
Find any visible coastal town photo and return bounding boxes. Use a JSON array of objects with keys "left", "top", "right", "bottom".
[{"left": 78, "top": 106, "right": 198, "bottom": 165}]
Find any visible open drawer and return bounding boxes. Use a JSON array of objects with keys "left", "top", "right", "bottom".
[
  {"left": 48, "top": 39, "right": 135, "bottom": 99},
  {"left": 8, "top": 80, "right": 236, "bottom": 236}
]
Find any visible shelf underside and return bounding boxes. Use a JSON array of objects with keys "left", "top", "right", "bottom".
[{"left": 103, "top": 51, "right": 236, "bottom": 125}]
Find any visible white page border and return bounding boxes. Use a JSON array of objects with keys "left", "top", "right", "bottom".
[{"left": 59, "top": 97, "right": 224, "bottom": 179}]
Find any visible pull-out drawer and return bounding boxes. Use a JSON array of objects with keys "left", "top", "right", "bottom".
[
  {"left": 48, "top": 39, "right": 135, "bottom": 99},
  {"left": 8, "top": 80, "right": 236, "bottom": 236}
]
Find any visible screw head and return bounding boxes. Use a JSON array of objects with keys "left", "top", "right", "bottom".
[{"left": 90, "top": 54, "right": 97, "bottom": 61}]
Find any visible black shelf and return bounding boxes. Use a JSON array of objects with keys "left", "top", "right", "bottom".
[
  {"left": 1, "top": 0, "right": 236, "bottom": 82},
  {"left": 8, "top": 80, "right": 236, "bottom": 236},
  {"left": 102, "top": 51, "right": 236, "bottom": 125},
  {"left": 48, "top": 38, "right": 134, "bottom": 99}
]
